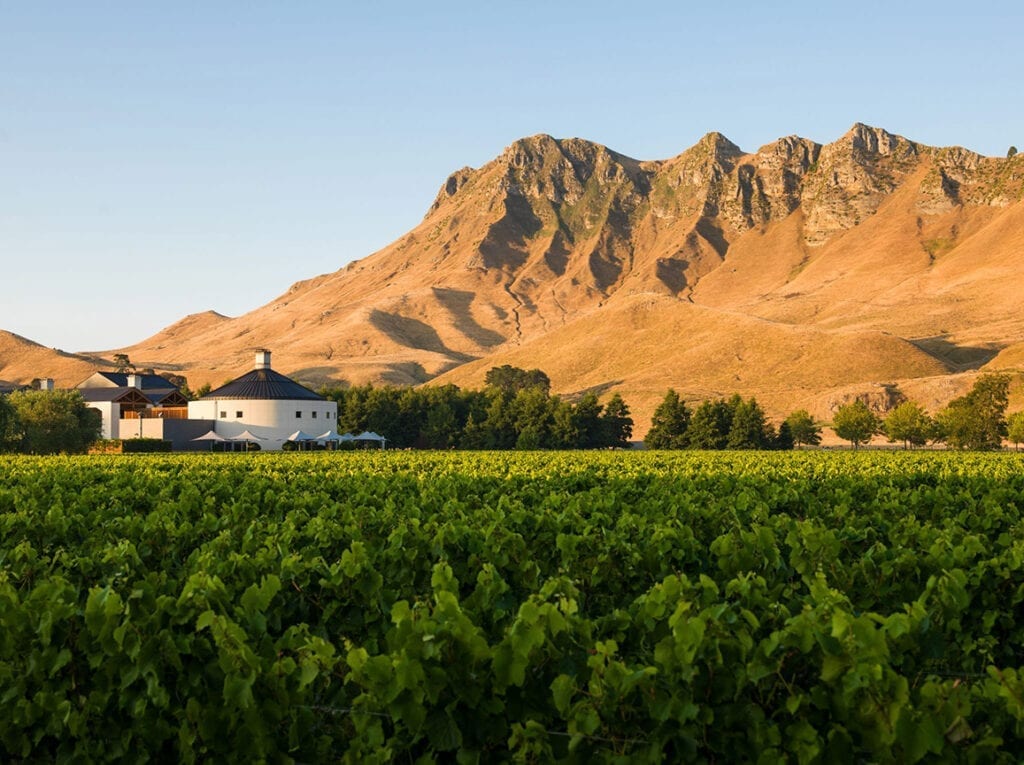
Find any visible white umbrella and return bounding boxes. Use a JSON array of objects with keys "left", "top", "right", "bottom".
[
  {"left": 191, "top": 430, "right": 228, "bottom": 442},
  {"left": 286, "top": 430, "right": 315, "bottom": 442},
  {"left": 315, "top": 429, "right": 343, "bottom": 442},
  {"left": 233, "top": 429, "right": 266, "bottom": 441}
]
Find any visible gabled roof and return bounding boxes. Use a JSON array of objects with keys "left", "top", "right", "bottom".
[
  {"left": 200, "top": 368, "right": 324, "bottom": 401},
  {"left": 78, "top": 388, "right": 152, "bottom": 404},
  {"left": 150, "top": 390, "right": 189, "bottom": 407},
  {"left": 79, "top": 372, "right": 179, "bottom": 390}
]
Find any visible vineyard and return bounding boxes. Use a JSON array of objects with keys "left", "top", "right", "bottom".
[{"left": 2, "top": 452, "right": 1024, "bottom": 762}]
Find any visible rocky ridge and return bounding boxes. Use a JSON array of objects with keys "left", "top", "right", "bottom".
[{"left": 4, "top": 123, "right": 1024, "bottom": 434}]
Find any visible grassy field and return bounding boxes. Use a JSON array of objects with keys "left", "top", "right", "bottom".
[{"left": 2, "top": 451, "right": 1024, "bottom": 762}]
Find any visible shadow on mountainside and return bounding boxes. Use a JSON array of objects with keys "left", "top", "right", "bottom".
[
  {"left": 910, "top": 336, "right": 1003, "bottom": 372},
  {"left": 430, "top": 288, "right": 507, "bottom": 348},
  {"left": 369, "top": 310, "right": 476, "bottom": 363}
]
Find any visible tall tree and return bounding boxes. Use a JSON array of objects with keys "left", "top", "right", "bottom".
[
  {"left": 883, "top": 401, "right": 934, "bottom": 450},
  {"left": 687, "top": 399, "right": 733, "bottom": 450},
  {"left": 600, "top": 393, "right": 634, "bottom": 448},
  {"left": 644, "top": 390, "right": 690, "bottom": 449},
  {"left": 935, "top": 374, "right": 1011, "bottom": 450},
  {"left": 421, "top": 400, "right": 458, "bottom": 449},
  {"left": 7, "top": 390, "right": 101, "bottom": 454},
  {"left": 549, "top": 399, "right": 580, "bottom": 449},
  {"left": 112, "top": 353, "right": 135, "bottom": 374},
  {"left": 727, "top": 397, "right": 770, "bottom": 449},
  {"left": 785, "top": 410, "right": 822, "bottom": 447},
  {"left": 832, "top": 400, "right": 880, "bottom": 449},
  {"left": 774, "top": 421, "right": 795, "bottom": 451},
  {"left": 571, "top": 392, "right": 604, "bottom": 448},
  {"left": 512, "top": 388, "right": 554, "bottom": 450},
  {"left": 1008, "top": 411, "right": 1024, "bottom": 451}
]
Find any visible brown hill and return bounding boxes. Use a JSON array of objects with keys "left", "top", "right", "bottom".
[
  {"left": 0, "top": 330, "right": 107, "bottom": 388},
  {"left": 5, "top": 124, "right": 1024, "bottom": 435}
]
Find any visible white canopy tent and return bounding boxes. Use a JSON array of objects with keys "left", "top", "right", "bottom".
[
  {"left": 353, "top": 431, "right": 387, "bottom": 449},
  {"left": 284, "top": 430, "right": 317, "bottom": 451},
  {"left": 191, "top": 429, "right": 231, "bottom": 451},
  {"left": 315, "top": 429, "right": 344, "bottom": 442},
  {"left": 191, "top": 430, "right": 228, "bottom": 442}
]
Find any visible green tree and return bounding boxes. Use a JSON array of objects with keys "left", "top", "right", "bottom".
[
  {"left": 7, "top": 390, "right": 101, "bottom": 454},
  {"left": 484, "top": 365, "right": 551, "bottom": 397},
  {"left": 458, "top": 413, "right": 491, "bottom": 449},
  {"left": 785, "top": 410, "right": 822, "bottom": 447},
  {"left": 883, "top": 401, "right": 934, "bottom": 450},
  {"left": 512, "top": 388, "right": 554, "bottom": 449},
  {"left": 112, "top": 353, "right": 135, "bottom": 374},
  {"left": 549, "top": 399, "right": 580, "bottom": 449},
  {"left": 644, "top": 389, "right": 690, "bottom": 449},
  {"left": 0, "top": 395, "right": 19, "bottom": 452},
  {"left": 832, "top": 400, "right": 880, "bottom": 449},
  {"left": 935, "top": 373, "right": 1011, "bottom": 450},
  {"left": 727, "top": 397, "right": 770, "bottom": 449},
  {"left": 1009, "top": 146, "right": 1019, "bottom": 158},
  {"left": 164, "top": 373, "right": 192, "bottom": 399},
  {"left": 687, "top": 399, "right": 733, "bottom": 450},
  {"left": 774, "top": 421, "right": 795, "bottom": 450},
  {"left": 600, "top": 393, "right": 633, "bottom": 448},
  {"left": 421, "top": 400, "right": 458, "bottom": 448},
  {"left": 571, "top": 392, "right": 604, "bottom": 448},
  {"left": 1008, "top": 411, "right": 1024, "bottom": 451}
]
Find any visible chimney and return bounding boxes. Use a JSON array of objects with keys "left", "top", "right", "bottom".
[
  {"left": 127, "top": 374, "right": 141, "bottom": 389},
  {"left": 40, "top": 378, "right": 54, "bottom": 392},
  {"left": 255, "top": 349, "right": 272, "bottom": 370}
]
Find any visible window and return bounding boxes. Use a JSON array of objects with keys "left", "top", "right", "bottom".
[
  {"left": 312, "top": 411, "right": 318, "bottom": 419},
  {"left": 236, "top": 411, "right": 243, "bottom": 418},
  {"left": 296, "top": 411, "right": 302, "bottom": 418},
  {"left": 219, "top": 411, "right": 226, "bottom": 418}
]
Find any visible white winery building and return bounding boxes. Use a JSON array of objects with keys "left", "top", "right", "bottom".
[{"left": 187, "top": 350, "right": 337, "bottom": 451}]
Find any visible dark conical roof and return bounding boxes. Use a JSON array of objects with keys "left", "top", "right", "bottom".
[{"left": 200, "top": 368, "right": 324, "bottom": 401}]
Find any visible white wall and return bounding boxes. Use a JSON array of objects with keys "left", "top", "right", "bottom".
[
  {"left": 89, "top": 402, "right": 121, "bottom": 439},
  {"left": 187, "top": 398, "right": 338, "bottom": 451}
]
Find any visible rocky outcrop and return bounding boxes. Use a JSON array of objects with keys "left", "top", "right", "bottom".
[
  {"left": 429, "top": 167, "right": 475, "bottom": 214},
  {"left": 800, "top": 124, "right": 922, "bottom": 245}
]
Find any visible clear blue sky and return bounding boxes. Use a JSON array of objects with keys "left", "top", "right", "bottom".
[{"left": 1, "top": 1, "right": 1020, "bottom": 351}]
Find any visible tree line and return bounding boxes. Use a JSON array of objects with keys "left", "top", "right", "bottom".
[
  {"left": 322, "top": 366, "right": 634, "bottom": 450},
  {"left": 832, "top": 373, "right": 1024, "bottom": 450},
  {"left": 643, "top": 390, "right": 823, "bottom": 450},
  {"left": 644, "top": 373, "right": 1024, "bottom": 452},
  {"left": 2, "top": 365, "right": 1021, "bottom": 454}
]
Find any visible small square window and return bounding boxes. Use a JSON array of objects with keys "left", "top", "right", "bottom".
[
  {"left": 312, "top": 411, "right": 318, "bottom": 419},
  {"left": 295, "top": 411, "right": 302, "bottom": 418},
  {"left": 219, "top": 411, "right": 227, "bottom": 418},
  {"left": 236, "top": 411, "right": 243, "bottom": 418}
]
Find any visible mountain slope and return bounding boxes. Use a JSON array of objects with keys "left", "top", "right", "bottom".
[{"left": 5, "top": 124, "right": 1024, "bottom": 432}]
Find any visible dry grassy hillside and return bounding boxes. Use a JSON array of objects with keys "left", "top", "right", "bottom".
[
  {"left": 4, "top": 123, "right": 1023, "bottom": 435},
  {"left": 0, "top": 331, "right": 107, "bottom": 388}
]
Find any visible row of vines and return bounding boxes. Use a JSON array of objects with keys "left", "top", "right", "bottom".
[{"left": 2, "top": 452, "right": 1024, "bottom": 762}]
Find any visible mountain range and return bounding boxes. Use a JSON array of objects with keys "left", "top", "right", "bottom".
[{"left": 4, "top": 123, "right": 1023, "bottom": 435}]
